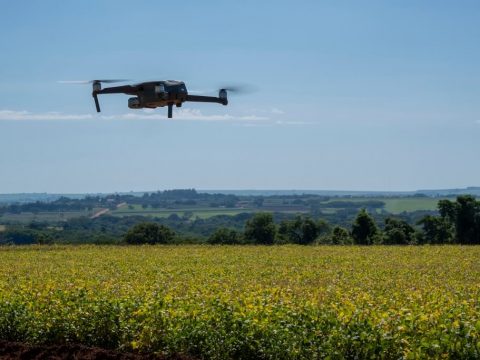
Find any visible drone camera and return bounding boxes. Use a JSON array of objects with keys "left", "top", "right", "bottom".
[{"left": 128, "top": 97, "right": 141, "bottom": 109}]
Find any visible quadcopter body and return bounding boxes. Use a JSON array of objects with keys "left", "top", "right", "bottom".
[{"left": 90, "top": 80, "right": 228, "bottom": 118}]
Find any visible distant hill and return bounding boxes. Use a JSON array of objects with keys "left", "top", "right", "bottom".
[
  {"left": 416, "top": 187, "right": 480, "bottom": 197},
  {"left": 203, "top": 188, "right": 480, "bottom": 197},
  {"left": 0, "top": 192, "right": 144, "bottom": 204},
  {"left": 0, "top": 187, "right": 478, "bottom": 204},
  {"left": 0, "top": 193, "right": 84, "bottom": 204}
]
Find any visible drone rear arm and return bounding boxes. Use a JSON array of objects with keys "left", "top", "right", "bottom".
[
  {"left": 92, "top": 85, "right": 138, "bottom": 112},
  {"left": 95, "top": 85, "right": 137, "bottom": 95}
]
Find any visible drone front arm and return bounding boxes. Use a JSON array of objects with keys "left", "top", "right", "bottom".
[{"left": 185, "top": 95, "right": 228, "bottom": 106}]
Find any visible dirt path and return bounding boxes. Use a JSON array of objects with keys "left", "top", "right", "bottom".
[
  {"left": 90, "top": 208, "right": 109, "bottom": 219},
  {"left": 90, "top": 202, "right": 127, "bottom": 219}
]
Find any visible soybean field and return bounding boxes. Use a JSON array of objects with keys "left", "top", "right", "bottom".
[{"left": 0, "top": 245, "right": 479, "bottom": 358}]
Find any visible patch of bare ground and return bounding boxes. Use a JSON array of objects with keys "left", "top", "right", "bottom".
[{"left": 0, "top": 341, "right": 195, "bottom": 360}]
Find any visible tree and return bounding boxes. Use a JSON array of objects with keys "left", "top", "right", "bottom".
[
  {"left": 351, "top": 209, "right": 379, "bottom": 245},
  {"left": 300, "top": 217, "right": 319, "bottom": 244},
  {"left": 124, "top": 222, "right": 175, "bottom": 244},
  {"left": 416, "top": 196, "right": 480, "bottom": 245},
  {"left": 278, "top": 217, "right": 302, "bottom": 244},
  {"left": 330, "top": 226, "right": 352, "bottom": 245},
  {"left": 438, "top": 199, "right": 457, "bottom": 223},
  {"left": 277, "top": 216, "right": 320, "bottom": 245},
  {"left": 455, "top": 195, "right": 479, "bottom": 244},
  {"left": 317, "top": 219, "right": 331, "bottom": 237},
  {"left": 0, "top": 229, "right": 49, "bottom": 245},
  {"left": 244, "top": 213, "right": 276, "bottom": 244},
  {"left": 383, "top": 217, "right": 415, "bottom": 245},
  {"left": 208, "top": 228, "right": 242, "bottom": 244},
  {"left": 417, "top": 215, "right": 453, "bottom": 244}
]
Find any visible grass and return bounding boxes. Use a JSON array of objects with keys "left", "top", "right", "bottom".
[
  {"left": 382, "top": 198, "right": 441, "bottom": 213},
  {"left": 112, "top": 204, "right": 145, "bottom": 212},
  {"left": 323, "top": 197, "right": 441, "bottom": 214},
  {"left": 0, "top": 245, "right": 478, "bottom": 358},
  {"left": 110, "top": 197, "right": 442, "bottom": 219}
]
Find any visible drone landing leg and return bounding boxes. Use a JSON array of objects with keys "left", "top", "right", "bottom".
[
  {"left": 168, "top": 103, "right": 173, "bottom": 118},
  {"left": 93, "top": 94, "right": 101, "bottom": 112}
]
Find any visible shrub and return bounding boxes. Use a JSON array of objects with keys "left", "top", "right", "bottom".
[
  {"left": 244, "top": 213, "right": 276, "bottom": 244},
  {"left": 208, "top": 228, "right": 242, "bottom": 245},
  {"left": 124, "top": 222, "right": 175, "bottom": 244}
]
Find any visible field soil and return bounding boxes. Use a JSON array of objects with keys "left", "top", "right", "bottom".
[{"left": 0, "top": 341, "right": 194, "bottom": 360}]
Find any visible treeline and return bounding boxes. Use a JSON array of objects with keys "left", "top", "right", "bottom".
[
  {"left": 1, "top": 196, "right": 478, "bottom": 246},
  {"left": 1, "top": 196, "right": 100, "bottom": 214},
  {"left": 138, "top": 189, "right": 239, "bottom": 208},
  {"left": 0, "top": 190, "right": 240, "bottom": 214},
  {"left": 202, "top": 212, "right": 412, "bottom": 245},
  {"left": 419, "top": 196, "right": 480, "bottom": 244},
  {"left": 221, "top": 195, "right": 479, "bottom": 245}
]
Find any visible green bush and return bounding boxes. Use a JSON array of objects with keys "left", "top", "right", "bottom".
[{"left": 124, "top": 222, "right": 175, "bottom": 245}]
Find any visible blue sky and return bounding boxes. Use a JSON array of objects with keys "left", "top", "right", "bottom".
[{"left": 0, "top": 1, "right": 479, "bottom": 193}]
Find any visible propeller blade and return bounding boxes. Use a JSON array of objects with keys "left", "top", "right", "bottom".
[
  {"left": 57, "top": 79, "right": 129, "bottom": 84},
  {"left": 219, "top": 83, "right": 257, "bottom": 94},
  {"left": 94, "top": 79, "right": 130, "bottom": 83},
  {"left": 189, "top": 83, "right": 257, "bottom": 96},
  {"left": 57, "top": 80, "right": 92, "bottom": 84}
]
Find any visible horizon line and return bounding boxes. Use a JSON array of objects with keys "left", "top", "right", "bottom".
[{"left": 1, "top": 186, "right": 479, "bottom": 196}]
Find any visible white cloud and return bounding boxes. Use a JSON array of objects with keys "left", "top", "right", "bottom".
[
  {"left": 275, "top": 120, "right": 314, "bottom": 126},
  {"left": 0, "top": 108, "right": 267, "bottom": 122},
  {"left": 236, "top": 122, "right": 273, "bottom": 128},
  {"left": 0, "top": 110, "right": 94, "bottom": 121},
  {"left": 100, "top": 108, "right": 269, "bottom": 122},
  {"left": 271, "top": 107, "right": 285, "bottom": 115},
  {"left": 0, "top": 108, "right": 312, "bottom": 126}
]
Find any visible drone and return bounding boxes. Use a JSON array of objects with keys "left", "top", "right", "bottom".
[{"left": 60, "top": 79, "right": 243, "bottom": 118}]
